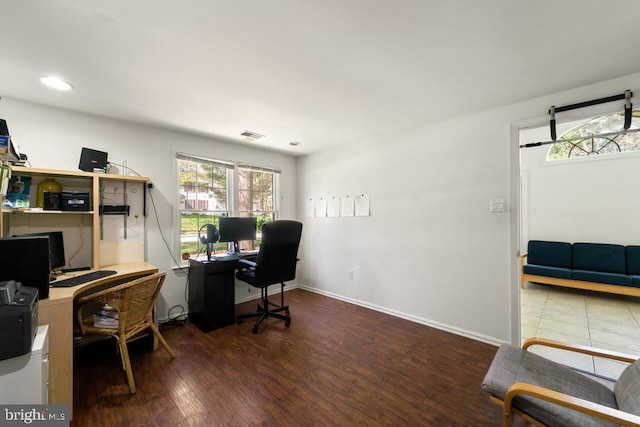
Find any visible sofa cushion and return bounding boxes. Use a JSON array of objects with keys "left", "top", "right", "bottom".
[
  {"left": 572, "top": 243, "right": 626, "bottom": 274},
  {"left": 527, "top": 240, "right": 572, "bottom": 269},
  {"left": 523, "top": 264, "right": 572, "bottom": 280},
  {"left": 631, "top": 276, "right": 640, "bottom": 288},
  {"left": 572, "top": 270, "right": 633, "bottom": 287},
  {"left": 626, "top": 246, "right": 640, "bottom": 276},
  {"left": 482, "top": 344, "right": 618, "bottom": 427}
]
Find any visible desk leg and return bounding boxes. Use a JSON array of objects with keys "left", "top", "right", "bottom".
[{"left": 38, "top": 299, "right": 73, "bottom": 418}]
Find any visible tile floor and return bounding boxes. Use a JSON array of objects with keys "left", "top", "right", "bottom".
[{"left": 521, "top": 283, "right": 640, "bottom": 380}]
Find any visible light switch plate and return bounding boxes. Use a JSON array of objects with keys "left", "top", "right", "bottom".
[{"left": 490, "top": 198, "right": 507, "bottom": 213}]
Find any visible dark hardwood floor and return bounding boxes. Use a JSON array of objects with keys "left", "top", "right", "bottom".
[{"left": 72, "top": 289, "right": 504, "bottom": 426}]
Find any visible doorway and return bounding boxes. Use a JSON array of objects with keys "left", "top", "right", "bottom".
[{"left": 518, "top": 115, "right": 640, "bottom": 379}]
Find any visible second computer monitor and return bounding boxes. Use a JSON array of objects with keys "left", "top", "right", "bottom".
[
  {"left": 0, "top": 235, "right": 51, "bottom": 299},
  {"left": 15, "top": 231, "right": 65, "bottom": 270},
  {"left": 218, "top": 217, "right": 257, "bottom": 254}
]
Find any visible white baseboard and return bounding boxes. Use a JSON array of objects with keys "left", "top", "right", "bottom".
[
  {"left": 297, "top": 285, "right": 506, "bottom": 347},
  {"left": 162, "top": 283, "right": 506, "bottom": 347}
]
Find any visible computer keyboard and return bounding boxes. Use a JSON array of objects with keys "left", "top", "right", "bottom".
[{"left": 51, "top": 270, "right": 118, "bottom": 288}]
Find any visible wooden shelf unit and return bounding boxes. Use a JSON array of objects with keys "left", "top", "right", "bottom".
[{"left": 1, "top": 166, "right": 149, "bottom": 268}]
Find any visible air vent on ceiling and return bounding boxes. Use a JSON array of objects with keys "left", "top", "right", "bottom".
[{"left": 240, "top": 130, "right": 265, "bottom": 140}]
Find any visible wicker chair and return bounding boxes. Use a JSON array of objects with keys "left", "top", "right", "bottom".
[{"left": 75, "top": 272, "right": 175, "bottom": 393}]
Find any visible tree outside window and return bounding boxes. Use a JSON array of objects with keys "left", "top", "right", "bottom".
[
  {"left": 177, "top": 155, "right": 279, "bottom": 261},
  {"left": 237, "top": 167, "right": 278, "bottom": 250},
  {"left": 177, "top": 156, "right": 231, "bottom": 257}
]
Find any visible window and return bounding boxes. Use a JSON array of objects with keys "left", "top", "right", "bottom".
[
  {"left": 237, "top": 164, "right": 278, "bottom": 250},
  {"left": 177, "top": 154, "right": 280, "bottom": 259},
  {"left": 547, "top": 111, "right": 640, "bottom": 160}
]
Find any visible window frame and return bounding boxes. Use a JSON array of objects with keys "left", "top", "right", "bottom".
[
  {"left": 546, "top": 110, "right": 640, "bottom": 161},
  {"left": 175, "top": 153, "right": 280, "bottom": 264}
]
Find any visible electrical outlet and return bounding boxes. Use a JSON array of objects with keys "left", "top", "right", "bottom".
[{"left": 348, "top": 270, "right": 354, "bottom": 279}]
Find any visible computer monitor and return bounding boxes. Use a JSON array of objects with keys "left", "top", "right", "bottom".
[
  {"left": 218, "top": 217, "right": 257, "bottom": 254},
  {"left": 0, "top": 236, "right": 50, "bottom": 299},
  {"left": 14, "top": 231, "right": 65, "bottom": 270}
]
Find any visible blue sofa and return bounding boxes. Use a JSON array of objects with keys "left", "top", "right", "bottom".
[{"left": 521, "top": 240, "right": 640, "bottom": 296}]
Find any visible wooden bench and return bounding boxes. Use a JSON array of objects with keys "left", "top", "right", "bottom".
[{"left": 521, "top": 240, "right": 640, "bottom": 297}]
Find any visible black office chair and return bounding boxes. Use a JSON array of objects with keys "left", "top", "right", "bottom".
[{"left": 235, "top": 220, "right": 303, "bottom": 334}]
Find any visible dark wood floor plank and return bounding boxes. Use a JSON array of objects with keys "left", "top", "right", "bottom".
[{"left": 71, "top": 289, "right": 503, "bottom": 426}]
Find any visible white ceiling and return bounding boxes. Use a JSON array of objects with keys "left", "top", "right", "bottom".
[{"left": 2, "top": 1, "right": 640, "bottom": 156}]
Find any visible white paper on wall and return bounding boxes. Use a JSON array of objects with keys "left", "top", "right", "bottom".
[
  {"left": 305, "top": 198, "right": 315, "bottom": 217},
  {"left": 327, "top": 197, "right": 339, "bottom": 217},
  {"left": 340, "top": 195, "right": 354, "bottom": 217},
  {"left": 354, "top": 194, "right": 370, "bottom": 216},
  {"left": 316, "top": 197, "right": 327, "bottom": 217}
]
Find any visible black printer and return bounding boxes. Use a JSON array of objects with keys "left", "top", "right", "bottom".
[{"left": 0, "top": 280, "right": 38, "bottom": 361}]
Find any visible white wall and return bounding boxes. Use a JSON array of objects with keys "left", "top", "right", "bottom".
[
  {"left": 0, "top": 98, "right": 298, "bottom": 320},
  {"left": 520, "top": 122, "right": 640, "bottom": 246},
  {"left": 5, "top": 72, "right": 640, "bottom": 343},
  {"left": 297, "top": 71, "right": 640, "bottom": 344}
]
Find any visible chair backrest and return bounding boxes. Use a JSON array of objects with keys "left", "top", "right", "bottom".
[
  {"left": 121, "top": 273, "right": 166, "bottom": 329},
  {"left": 254, "top": 220, "right": 303, "bottom": 286}
]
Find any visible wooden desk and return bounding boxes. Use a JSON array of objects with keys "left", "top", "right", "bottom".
[{"left": 38, "top": 261, "right": 158, "bottom": 415}]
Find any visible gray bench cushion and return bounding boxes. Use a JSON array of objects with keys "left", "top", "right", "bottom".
[{"left": 482, "top": 344, "right": 618, "bottom": 427}]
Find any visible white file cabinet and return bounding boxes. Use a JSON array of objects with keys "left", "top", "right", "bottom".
[{"left": 0, "top": 325, "right": 49, "bottom": 404}]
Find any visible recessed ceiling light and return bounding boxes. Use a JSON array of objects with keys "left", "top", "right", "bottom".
[
  {"left": 289, "top": 141, "right": 301, "bottom": 146},
  {"left": 40, "top": 76, "right": 74, "bottom": 91}
]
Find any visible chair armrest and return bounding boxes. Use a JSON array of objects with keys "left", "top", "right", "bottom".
[
  {"left": 504, "top": 382, "right": 640, "bottom": 427},
  {"left": 523, "top": 337, "right": 638, "bottom": 363},
  {"left": 238, "top": 259, "right": 257, "bottom": 268}
]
